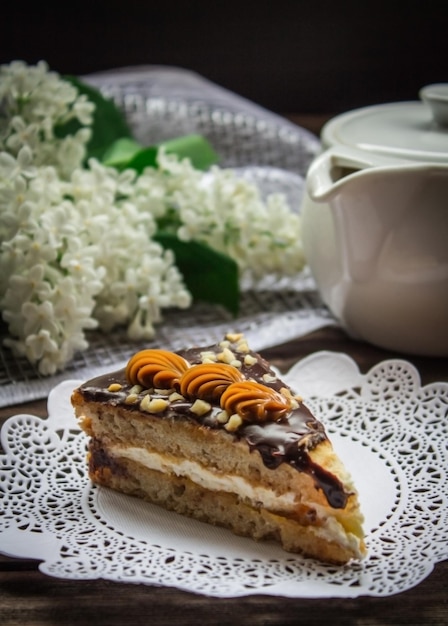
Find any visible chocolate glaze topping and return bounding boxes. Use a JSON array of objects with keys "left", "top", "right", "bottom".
[{"left": 78, "top": 336, "right": 349, "bottom": 509}]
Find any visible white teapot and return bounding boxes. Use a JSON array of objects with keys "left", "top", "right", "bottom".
[{"left": 301, "top": 85, "right": 448, "bottom": 356}]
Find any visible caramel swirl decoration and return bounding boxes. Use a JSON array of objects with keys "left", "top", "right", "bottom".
[
  {"left": 126, "top": 349, "right": 190, "bottom": 389},
  {"left": 179, "top": 363, "right": 244, "bottom": 402},
  {"left": 220, "top": 381, "right": 292, "bottom": 423}
]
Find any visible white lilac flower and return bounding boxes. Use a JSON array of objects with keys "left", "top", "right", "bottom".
[
  {"left": 151, "top": 150, "right": 306, "bottom": 278},
  {"left": 0, "top": 146, "right": 192, "bottom": 374},
  {"left": 0, "top": 60, "right": 93, "bottom": 176},
  {"left": 0, "top": 60, "right": 306, "bottom": 376}
]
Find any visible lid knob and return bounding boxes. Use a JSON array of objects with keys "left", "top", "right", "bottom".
[{"left": 419, "top": 84, "right": 448, "bottom": 128}]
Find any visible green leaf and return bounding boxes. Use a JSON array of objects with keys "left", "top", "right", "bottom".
[
  {"left": 120, "top": 145, "right": 158, "bottom": 172},
  {"left": 160, "top": 134, "right": 219, "bottom": 170},
  {"left": 61, "top": 75, "right": 133, "bottom": 162},
  {"left": 101, "top": 137, "right": 143, "bottom": 169},
  {"left": 114, "top": 133, "right": 219, "bottom": 173},
  {"left": 155, "top": 233, "right": 240, "bottom": 315},
  {"left": 60, "top": 76, "right": 218, "bottom": 173}
]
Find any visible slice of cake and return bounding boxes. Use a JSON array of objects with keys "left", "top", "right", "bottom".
[{"left": 71, "top": 333, "right": 366, "bottom": 564}]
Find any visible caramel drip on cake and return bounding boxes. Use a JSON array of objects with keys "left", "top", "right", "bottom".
[
  {"left": 179, "top": 363, "right": 244, "bottom": 402},
  {"left": 220, "top": 381, "right": 292, "bottom": 423},
  {"left": 126, "top": 349, "right": 190, "bottom": 389}
]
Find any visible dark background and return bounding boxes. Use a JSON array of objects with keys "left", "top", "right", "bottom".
[{"left": 2, "top": 0, "right": 446, "bottom": 116}]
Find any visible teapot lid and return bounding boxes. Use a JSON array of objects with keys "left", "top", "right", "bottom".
[{"left": 321, "top": 84, "right": 448, "bottom": 164}]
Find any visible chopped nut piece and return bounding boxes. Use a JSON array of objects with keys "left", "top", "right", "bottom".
[
  {"left": 190, "top": 399, "right": 212, "bottom": 416},
  {"left": 169, "top": 391, "right": 185, "bottom": 402},
  {"left": 140, "top": 395, "right": 168, "bottom": 413},
  {"left": 148, "top": 398, "right": 169, "bottom": 413},
  {"left": 224, "top": 413, "right": 243, "bottom": 432},
  {"left": 226, "top": 332, "right": 244, "bottom": 343},
  {"left": 200, "top": 351, "right": 218, "bottom": 363},
  {"left": 236, "top": 339, "right": 250, "bottom": 353},
  {"left": 125, "top": 393, "right": 140, "bottom": 405},
  {"left": 219, "top": 340, "right": 231, "bottom": 349},
  {"left": 230, "top": 359, "right": 242, "bottom": 368},
  {"left": 140, "top": 394, "right": 152, "bottom": 412},
  {"left": 244, "top": 354, "right": 257, "bottom": 366},
  {"left": 218, "top": 347, "right": 236, "bottom": 363},
  {"left": 280, "top": 387, "right": 302, "bottom": 401},
  {"left": 262, "top": 373, "right": 277, "bottom": 383},
  {"left": 279, "top": 387, "right": 300, "bottom": 409},
  {"left": 129, "top": 384, "right": 143, "bottom": 394},
  {"left": 216, "top": 410, "right": 230, "bottom": 424},
  {"left": 108, "top": 383, "right": 122, "bottom": 392},
  {"left": 155, "top": 388, "right": 172, "bottom": 396}
]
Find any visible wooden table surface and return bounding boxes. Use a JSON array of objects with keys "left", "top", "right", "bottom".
[{"left": 1, "top": 115, "right": 447, "bottom": 626}]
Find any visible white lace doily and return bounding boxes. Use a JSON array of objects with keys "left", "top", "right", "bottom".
[{"left": 1, "top": 352, "right": 447, "bottom": 598}]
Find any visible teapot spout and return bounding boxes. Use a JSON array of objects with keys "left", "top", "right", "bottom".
[
  {"left": 306, "top": 146, "right": 391, "bottom": 202},
  {"left": 304, "top": 150, "right": 448, "bottom": 289}
]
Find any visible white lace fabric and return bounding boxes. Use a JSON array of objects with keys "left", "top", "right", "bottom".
[{"left": 1, "top": 352, "right": 447, "bottom": 598}]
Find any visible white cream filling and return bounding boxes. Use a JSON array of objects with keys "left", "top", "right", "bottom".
[
  {"left": 110, "top": 445, "right": 296, "bottom": 511},
  {"left": 109, "top": 444, "right": 363, "bottom": 554}
]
